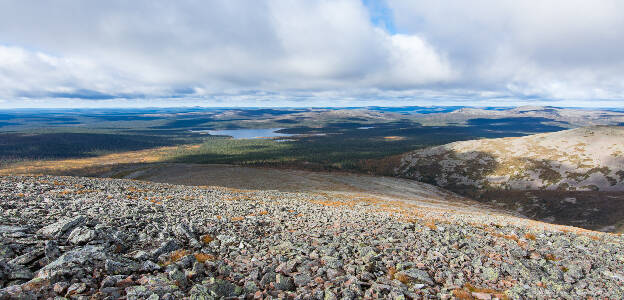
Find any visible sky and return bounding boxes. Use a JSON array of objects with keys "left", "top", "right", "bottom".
[{"left": 1, "top": 0, "right": 624, "bottom": 108}]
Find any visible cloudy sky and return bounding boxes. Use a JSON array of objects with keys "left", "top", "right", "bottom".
[{"left": 1, "top": 0, "right": 623, "bottom": 108}]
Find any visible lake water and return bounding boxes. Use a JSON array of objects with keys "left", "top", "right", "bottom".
[{"left": 194, "top": 128, "right": 293, "bottom": 139}]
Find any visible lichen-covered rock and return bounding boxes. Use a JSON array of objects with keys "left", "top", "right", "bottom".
[{"left": 37, "top": 216, "right": 86, "bottom": 238}]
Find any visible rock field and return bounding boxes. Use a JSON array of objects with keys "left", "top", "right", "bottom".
[{"left": 1, "top": 175, "right": 623, "bottom": 299}]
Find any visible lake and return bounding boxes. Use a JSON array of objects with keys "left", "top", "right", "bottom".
[{"left": 194, "top": 128, "right": 293, "bottom": 139}]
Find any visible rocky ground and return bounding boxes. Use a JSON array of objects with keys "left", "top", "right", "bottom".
[{"left": 1, "top": 175, "right": 623, "bottom": 299}]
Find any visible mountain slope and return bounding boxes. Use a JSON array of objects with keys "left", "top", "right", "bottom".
[
  {"left": 1, "top": 175, "right": 623, "bottom": 299},
  {"left": 397, "top": 126, "right": 624, "bottom": 191},
  {"left": 396, "top": 126, "right": 624, "bottom": 231}
]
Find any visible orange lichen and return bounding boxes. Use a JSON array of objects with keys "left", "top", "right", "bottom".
[
  {"left": 424, "top": 220, "right": 437, "bottom": 230},
  {"left": 524, "top": 233, "right": 536, "bottom": 240},
  {"left": 387, "top": 266, "right": 397, "bottom": 280},
  {"left": 394, "top": 272, "right": 411, "bottom": 284},
  {"left": 163, "top": 249, "right": 190, "bottom": 266},
  {"left": 452, "top": 289, "right": 474, "bottom": 300},
  {"left": 201, "top": 234, "right": 214, "bottom": 244},
  {"left": 194, "top": 253, "right": 215, "bottom": 263},
  {"left": 544, "top": 253, "right": 559, "bottom": 261}
]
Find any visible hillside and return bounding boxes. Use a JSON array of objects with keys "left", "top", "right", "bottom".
[
  {"left": 416, "top": 106, "right": 624, "bottom": 127},
  {"left": 396, "top": 126, "right": 624, "bottom": 231},
  {"left": 2, "top": 175, "right": 623, "bottom": 299}
]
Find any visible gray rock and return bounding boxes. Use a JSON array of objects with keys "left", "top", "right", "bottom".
[
  {"left": 275, "top": 274, "right": 295, "bottom": 291},
  {"left": 37, "top": 215, "right": 86, "bottom": 238},
  {"left": 9, "top": 249, "right": 43, "bottom": 265},
  {"left": 44, "top": 240, "right": 61, "bottom": 262},
  {"left": 0, "top": 226, "right": 28, "bottom": 234},
  {"left": 395, "top": 269, "right": 434, "bottom": 285},
  {"left": 151, "top": 240, "right": 180, "bottom": 258},
  {"left": 65, "top": 282, "right": 87, "bottom": 296},
  {"left": 0, "top": 244, "right": 15, "bottom": 259},
  {"left": 132, "top": 250, "right": 150, "bottom": 261},
  {"left": 207, "top": 278, "right": 237, "bottom": 297},
  {"left": 67, "top": 227, "right": 97, "bottom": 245},
  {"left": 216, "top": 235, "right": 236, "bottom": 246},
  {"left": 168, "top": 269, "right": 187, "bottom": 287},
  {"left": 321, "top": 256, "right": 343, "bottom": 269},
  {"left": 189, "top": 284, "right": 211, "bottom": 300},
  {"left": 260, "top": 271, "right": 277, "bottom": 287},
  {"left": 243, "top": 280, "right": 258, "bottom": 292},
  {"left": 1, "top": 263, "right": 34, "bottom": 280},
  {"left": 105, "top": 259, "right": 140, "bottom": 275},
  {"left": 142, "top": 260, "right": 161, "bottom": 272},
  {"left": 294, "top": 273, "right": 311, "bottom": 287}
]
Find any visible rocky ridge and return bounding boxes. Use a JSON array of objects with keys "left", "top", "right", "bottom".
[{"left": 1, "top": 175, "right": 623, "bottom": 299}]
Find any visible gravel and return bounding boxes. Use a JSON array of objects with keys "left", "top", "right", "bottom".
[{"left": 0, "top": 175, "right": 623, "bottom": 299}]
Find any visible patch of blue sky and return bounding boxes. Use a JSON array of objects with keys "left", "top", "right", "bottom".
[{"left": 361, "top": 0, "right": 396, "bottom": 34}]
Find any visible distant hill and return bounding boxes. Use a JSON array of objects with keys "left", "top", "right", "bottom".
[
  {"left": 395, "top": 126, "right": 624, "bottom": 231},
  {"left": 397, "top": 126, "right": 624, "bottom": 191},
  {"left": 415, "top": 106, "right": 624, "bottom": 127}
]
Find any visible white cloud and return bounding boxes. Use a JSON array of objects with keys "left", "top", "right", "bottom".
[
  {"left": 0, "top": 0, "right": 623, "bottom": 107},
  {"left": 387, "top": 0, "right": 624, "bottom": 102},
  {"left": 0, "top": 0, "right": 454, "bottom": 107}
]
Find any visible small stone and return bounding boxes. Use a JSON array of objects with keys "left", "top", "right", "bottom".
[
  {"left": 244, "top": 280, "right": 258, "bottom": 292},
  {"left": 216, "top": 235, "right": 236, "bottom": 246},
  {"left": 472, "top": 292, "right": 492, "bottom": 300},
  {"left": 66, "top": 282, "right": 87, "bottom": 296},
  {"left": 482, "top": 267, "right": 499, "bottom": 282},
  {"left": 321, "top": 256, "right": 343, "bottom": 269},
  {"left": 189, "top": 284, "right": 210, "bottom": 299},
  {"left": 169, "top": 269, "right": 188, "bottom": 287},
  {"left": 142, "top": 260, "right": 161, "bottom": 272},
  {"left": 100, "top": 276, "right": 119, "bottom": 288},
  {"left": 326, "top": 268, "right": 342, "bottom": 281},
  {"left": 105, "top": 259, "right": 140, "bottom": 275},
  {"left": 53, "top": 281, "right": 69, "bottom": 295},
  {"left": 395, "top": 269, "right": 434, "bottom": 285},
  {"left": 275, "top": 274, "right": 295, "bottom": 291},
  {"left": 133, "top": 250, "right": 150, "bottom": 261},
  {"left": 294, "top": 273, "right": 311, "bottom": 287}
]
